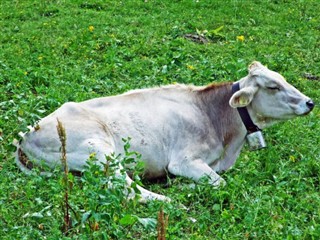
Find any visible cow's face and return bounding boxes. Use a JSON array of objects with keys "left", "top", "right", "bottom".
[{"left": 229, "top": 61, "right": 314, "bottom": 128}]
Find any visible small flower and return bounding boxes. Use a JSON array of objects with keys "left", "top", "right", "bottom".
[
  {"left": 236, "top": 35, "right": 245, "bottom": 42},
  {"left": 89, "top": 152, "right": 96, "bottom": 160},
  {"left": 289, "top": 155, "right": 296, "bottom": 162},
  {"left": 187, "top": 65, "right": 195, "bottom": 70},
  {"left": 188, "top": 217, "right": 197, "bottom": 223},
  {"left": 38, "top": 224, "right": 44, "bottom": 230},
  {"left": 88, "top": 25, "right": 94, "bottom": 32}
]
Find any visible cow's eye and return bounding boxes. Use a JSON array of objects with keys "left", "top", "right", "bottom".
[{"left": 267, "top": 86, "right": 280, "bottom": 91}]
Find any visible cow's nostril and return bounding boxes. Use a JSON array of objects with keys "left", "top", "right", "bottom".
[{"left": 306, "top": 100, "right": 315, "bottom": 110}]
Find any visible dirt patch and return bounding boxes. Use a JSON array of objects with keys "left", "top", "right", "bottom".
[
  {"left": 183, "top": 34, "right": 209, "bottom": 44},
  {"left": 303, "top": 73, "right": 320, "bottom": 81}
]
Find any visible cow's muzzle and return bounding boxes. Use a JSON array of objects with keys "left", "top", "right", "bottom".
[{"left": 306, "top": 99, "right": 315, "bottom": 111}]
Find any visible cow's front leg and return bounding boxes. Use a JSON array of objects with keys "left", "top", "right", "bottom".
[{"left": 168, "top": 159, "right": 225, "bottom": 187}]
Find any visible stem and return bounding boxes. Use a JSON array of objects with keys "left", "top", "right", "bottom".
[{"left": 57, "top": 118, "right": 70, "bottom": 234}]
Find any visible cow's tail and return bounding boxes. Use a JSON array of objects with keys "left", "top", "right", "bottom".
[
  {"left": 14, "top": 147, "right": 32, "bottom": 175},
  {"left": 13, "top": 129, "right": 36, "bottom": 175}
]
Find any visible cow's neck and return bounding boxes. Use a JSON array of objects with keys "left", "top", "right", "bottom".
[{"left": 197, "top": 82, "right": 247, "bottom": 146}]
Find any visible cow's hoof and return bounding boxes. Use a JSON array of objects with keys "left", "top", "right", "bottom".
[
  {"left": 139, "top": 193, "right": 171, "bottom": 203},
  {"left": 212, "top": 177, "right": 226, "bottom": 188}
]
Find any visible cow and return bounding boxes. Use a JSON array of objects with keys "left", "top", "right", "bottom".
[{"left": 15, "top": 61, "right": 314, "bottom": 202}]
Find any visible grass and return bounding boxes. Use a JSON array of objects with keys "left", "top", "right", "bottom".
[{"left": 1, "top": 0, "right": 320, "bottom": 239}]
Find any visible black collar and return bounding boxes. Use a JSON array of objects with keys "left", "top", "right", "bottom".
[{"left": 232, "top": 82, "right": 260, "bottom": 133}]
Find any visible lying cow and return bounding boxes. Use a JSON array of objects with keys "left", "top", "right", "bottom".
[{"left": 15, "top": 61, "right": 314, "bottom": 202}]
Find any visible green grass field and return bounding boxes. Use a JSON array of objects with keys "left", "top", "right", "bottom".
[{"left": 1, "top": 0, "right": 320, "bottom": 239}]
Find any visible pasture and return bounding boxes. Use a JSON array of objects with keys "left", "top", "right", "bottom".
[{"left": 0, "top": 0, "right": 319, "bottom": 239}]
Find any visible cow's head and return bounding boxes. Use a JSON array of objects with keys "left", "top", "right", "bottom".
[{"left": 229, "top": 61, "right": 314, "bottom": 128}]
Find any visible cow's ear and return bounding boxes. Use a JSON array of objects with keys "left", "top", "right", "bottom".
[{"left": 229, "top": 87, "right": 256, "bottom": 108}]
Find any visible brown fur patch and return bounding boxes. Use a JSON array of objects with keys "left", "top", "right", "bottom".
[
  {"left": 196, "top": 81, "right": 241, "bottom": 148},
  {"left": 199, "top": 82, "right": 233, "bottom": 93}
]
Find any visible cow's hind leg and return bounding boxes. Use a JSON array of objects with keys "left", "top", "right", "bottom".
[
  {"left": 123, "top": 172, "right": 171, "bottom": 202},
  {"left": 99, "top": 159, "right": 171, "bottom": 203},
  {"left": 85, "top": 142, "right": 171, "bottom": 203}
]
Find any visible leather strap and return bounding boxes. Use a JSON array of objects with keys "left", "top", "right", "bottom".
[{"left": 232, "top": 82, "right": 260, "bottom": 133}]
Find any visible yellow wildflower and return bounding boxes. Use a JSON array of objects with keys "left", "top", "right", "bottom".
[
  {"left": 88, "top": 25, "right": 94, "bottom": 32},
  {"left": 187, "top": 65, "right": 195, "bottom": 70},
  {"left": 289, "top": 155, "right": 296, "bottom": 162},
  {"left": 89, "top": 152, "right": 96, "bottom": 160},
  {"left": 236, "top": 35, "right": 245, "bottom": 42}
]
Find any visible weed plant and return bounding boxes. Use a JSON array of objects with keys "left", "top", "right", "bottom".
[
  {"left": 1, "top": 0, "right": 320, "bottom": 239},
  {"left": 65, "top": 139, "right": 156, "bottom": 239}
]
